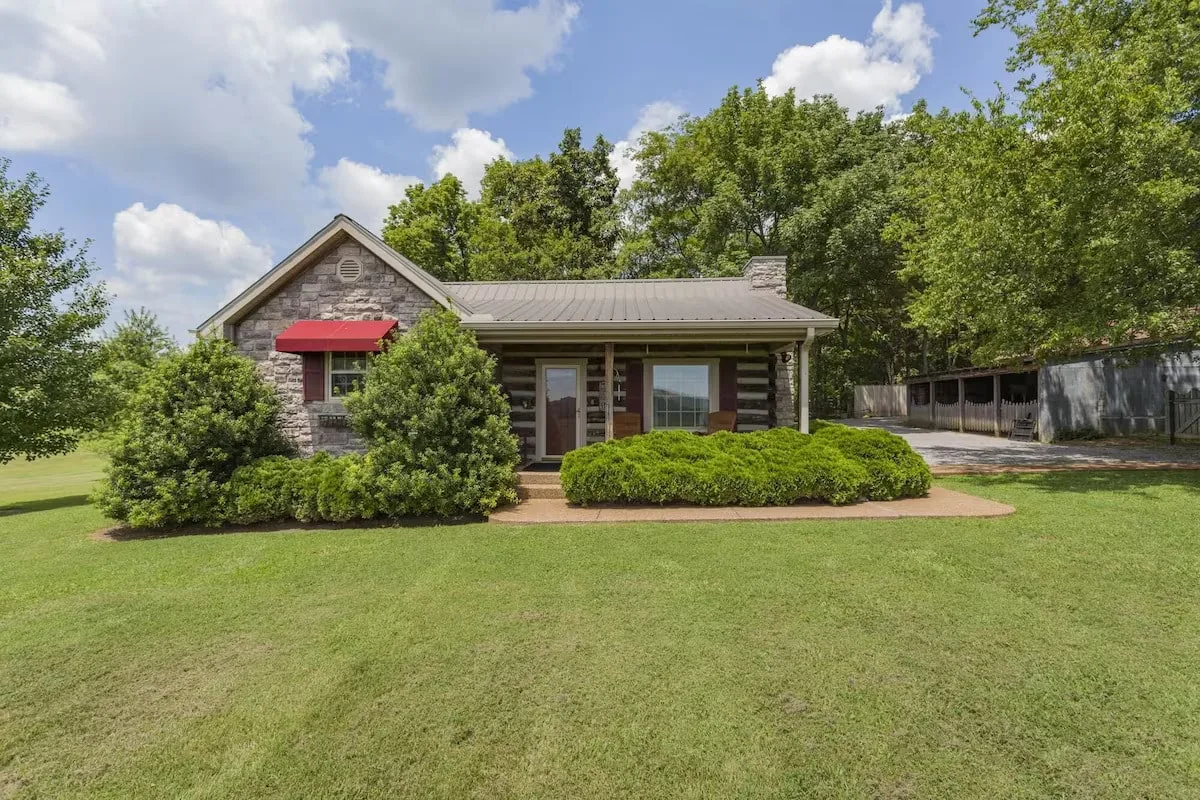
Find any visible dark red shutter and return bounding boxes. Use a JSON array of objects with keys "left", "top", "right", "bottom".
[
  {"left": 719, "top": 358, "right": 738, "bottom": 413},
  {"left": 302, "top": 352, "right": 325, "bottom": 402},
  {"left": 625, "top": 359, "right": 643, "bottom": 432}
]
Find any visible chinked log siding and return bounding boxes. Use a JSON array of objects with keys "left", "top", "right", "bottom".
[{"left": 490, "top": 343, "right": 782, "bottom": 455}]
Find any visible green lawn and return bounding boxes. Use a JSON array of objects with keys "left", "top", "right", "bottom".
[{"left": 2, "top": 454, "right": 1199, "bottom": 798}]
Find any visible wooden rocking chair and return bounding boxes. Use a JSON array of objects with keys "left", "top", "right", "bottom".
[{"left": 705, "top": 410, "right": 737, "bottom": 434}]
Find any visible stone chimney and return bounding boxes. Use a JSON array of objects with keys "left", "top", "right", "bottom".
[
  {"left": 743, "top": 256, "right": 797, "bottom": 428},
  {"left": 742, "top": 255, "right": 788, "bottom": 299}
]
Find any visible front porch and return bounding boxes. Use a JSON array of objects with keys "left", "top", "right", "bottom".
[{"left": 486, "top": 340, "right": 814, "bottom": 464}]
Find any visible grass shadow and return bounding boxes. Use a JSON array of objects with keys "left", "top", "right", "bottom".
[
  {"left": 953, "top": 468, "right": 1200, "bottom": 499},
  {"left": 0, "top": 494, "right": 91, "bottom": 517},
  {"left": 95, "top": 514, "right": 487, "bottom": 542}
]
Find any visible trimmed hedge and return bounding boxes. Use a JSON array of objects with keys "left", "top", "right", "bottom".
[
  {"left": 225, "top": 453, "right": 379, "bottom": 524},
  {"left": 812, "top": 424, "right": 932, "bottom": 500},
  {"left": 560, "top": 424, "right": 930, "bottom": 507}
]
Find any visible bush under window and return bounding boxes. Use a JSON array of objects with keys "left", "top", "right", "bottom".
[
  {"left": 344, "top": 309, "right": 519, "bottom": 517},
  {"left": 560, "top": 424, "right": 930, "bottom": 507}
]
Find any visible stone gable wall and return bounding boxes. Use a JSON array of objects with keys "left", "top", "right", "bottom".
[{"left": 234, "top": 239, "right": 437, "bottom": 455}]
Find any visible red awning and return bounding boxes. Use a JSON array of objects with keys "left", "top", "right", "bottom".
[{"left": 275, "top": 320, "right": 399, "bottom": 353}]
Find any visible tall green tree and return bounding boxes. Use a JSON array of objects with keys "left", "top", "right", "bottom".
[
  {"left": 383, "top": 129, "right": 622, "bottom": 281},
  {"left": 785, "top": 113, "right": 931, "bottom": 414},
  {"left": 621, "top": 89, "right": 852, "bottom": 277},
  {"left": 894, "top": 0, "right": 1200, "bottom": 363},
  {"left": 382, "top": 175, "right": 477, "bottom": 282},
  {"left": 476, "top": 128, "right": 622, "bottom": 280},
  {"left": 96, "top": 308, "right": 177, "bottom": 430},
  {"left": 622, "top": 88, "right": 929, "bottom": 414},
  {"left": 0, "top": 160, "right": 110, "bottom": 463}
]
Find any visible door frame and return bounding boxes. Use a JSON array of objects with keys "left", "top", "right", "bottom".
[{"left": 535, "top": 359, "right": 587, "bottom": 461}]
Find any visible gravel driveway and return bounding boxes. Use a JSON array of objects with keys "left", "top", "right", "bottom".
[{"left": 839, "top": 418, "right": 1200, "bottom": 469}]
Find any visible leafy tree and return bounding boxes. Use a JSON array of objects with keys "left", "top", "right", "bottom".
[
  {"left": 893, "top": 0, "right": 1200, "bottom": 363},
  {"left": 92, "top": 337, "right": 292, "bottom": 527},
  {"left": 96, "top": 308, "right": 177, "bottom": 429},
  {"left": 621, "top": 89, "right": 852, "bottom": 277},
  {"left": 382, "top": 175, "right": 477, "bottom": 282},
  {"left": 345, "top": 309, "right": 518, "bottom": 516},
  {"left": 621, "top": 88, "right": 931, "bottom": 414},
  {"left": 476, "top": 128, "right": 621, "bottom": 280},
  {"left": 382, "top": 129, "right": 622, "bottom": 281},
  {"left": 0, "top": 160, "right": 110, "bottom": 463},
  {"left": 785, "top": 113, "right": 930, "bottom": 415}
]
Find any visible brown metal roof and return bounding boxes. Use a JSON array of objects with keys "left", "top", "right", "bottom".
[{"left": 446, "top": 278, "right": 834, "bottom": 324}]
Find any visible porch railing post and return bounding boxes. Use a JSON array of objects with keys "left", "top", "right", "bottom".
[
  {"left": 799, "top": 328, "right": 814, "bottom": 434},
  {"left": 957, "top": 377, "right": 965, "bottom": 432},
  {"left": 604, "top": 342, "right": 615, "bottom": 442},
  {"left": 1169, "top": 389, "right": 1177, "bottom": 445},
  {"left": 929, "top": 381, "right": 936, "bottom": 428},
  {"left": 993, "top": 374, "right": 1002, "bottom": 437}
]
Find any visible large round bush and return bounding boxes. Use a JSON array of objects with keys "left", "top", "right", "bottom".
[
  {"left": 345, "top": 309, "right": 519, "bottom": 516},
  {"left": 92, "top": 337, "right": 292, "bottom": 527},
  {"left": 561, "top": 428, "right": 871, "bottom": 507},
  {"left": 812, "top": 423, "right": 932, "bottom": 500}
]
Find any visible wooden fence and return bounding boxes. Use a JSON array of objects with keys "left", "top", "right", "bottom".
[
  {"left": 1169, "top": 389, "right": 1200, "bottom": 442},
  {"left": 1001, "top": 400, "right": 1038, "bottom": 434},
  {"left": 908, "top": 398, "right": 1038, "bottom": 435},
  {"left": 963, "top": 401, "right": 994, "bottom": 433},
  {"left": 853, "top": 385, "right": 907, "bottom": 418}
]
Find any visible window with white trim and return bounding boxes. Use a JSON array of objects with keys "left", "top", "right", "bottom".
[
  {"left": 646, "top": 361, "right": 717, "bottom": 430},
  {"left": 328, "top": 352, "right": 368, "bottom": 398}
]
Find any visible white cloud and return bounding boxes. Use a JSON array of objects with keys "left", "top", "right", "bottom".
[
  {"left": 431, "top": 128, "right": 513, "bottom": 199},
  {"left": 324, "top": 0, "right": 579, "bottom": 130},
  {"left": 111, "top": 203, "right": 275, "bottom": 337},
  {"left": 0, "top": 74, "right": 85, "bottom": 150},
  {"left": 317, "top": 158, "right": 421, "bottom": 231},
  {"left": 610, "top": 101, "right": 685, "bottom": 190},
  {"left": 0, "top": 0, "right": 577, "bottom": 210},
  {"left": 762, "top": 0, "right": 935, "bottom": 115}
]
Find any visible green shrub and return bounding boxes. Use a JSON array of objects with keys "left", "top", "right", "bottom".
[
  {"left": 1053, "top": 426, "right": 1103, "bottom": 442},
  {"left": 345, "top": 309, "right": 519, "bottom": 516},
  {"left": 92, "top": 337, "right": 292, "bottom": 527},
  {"left": 812, "top": 423, "right": 932, "bottom": 500},
  {"left": 226, "top": 453, "right": 378, "bottom": 525},
  {"left": 561, "top": 428, "right": 871, "bottom": 507},
  {"left": 561, "top": 425, "right": 931, "bottom": 507}
]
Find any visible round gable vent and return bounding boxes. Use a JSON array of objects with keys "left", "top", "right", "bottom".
[{"left": 337, "top": 258, "right": 363, "bottom": 283}]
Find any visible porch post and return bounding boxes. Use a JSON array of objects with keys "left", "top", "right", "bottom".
[
  {"left": 799, "top": 327, "right": 814, "bottom": 434},
  {"left": 603, "top": 342, "right": 615, "bottom": 441},
  {"left": 957, "top": 377, "right": 965, "bottom": 432},
  {"left": 930, "top": 381, "right": 936, "bottom": 428},
  {"left": 992, "top": 373, "right": 1002, "bottom": 437}
]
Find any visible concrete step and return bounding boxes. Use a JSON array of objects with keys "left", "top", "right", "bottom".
[
  {"left": 517, "top": 484, "right": 566, "bottom": 500},
  {"left": 516, "top": 471, "right": 562, "bottom": 486}
]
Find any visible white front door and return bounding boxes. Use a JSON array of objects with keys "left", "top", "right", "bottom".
[{"left": 536, "top": 361, "right": 586, "bottom": 460}]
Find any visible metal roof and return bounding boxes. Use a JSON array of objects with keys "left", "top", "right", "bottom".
[{"left": 446, "top": 278, "right": 834, "bottom": 324}]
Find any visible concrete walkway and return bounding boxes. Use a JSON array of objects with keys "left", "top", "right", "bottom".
[
  {"left": 840, "top": 418, "right": 1200, "bottom": 471},
  {"left": 488, "top": 487, "right": 1014, "bottom": 524}
]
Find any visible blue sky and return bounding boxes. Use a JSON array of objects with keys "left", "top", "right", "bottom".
[{"left": 0, "top": 0, "right": 1015, "bottom": 338}]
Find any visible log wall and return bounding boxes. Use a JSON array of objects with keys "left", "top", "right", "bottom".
[{"left": 489, "top": 343, "right": 781, "bottom": 458}]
